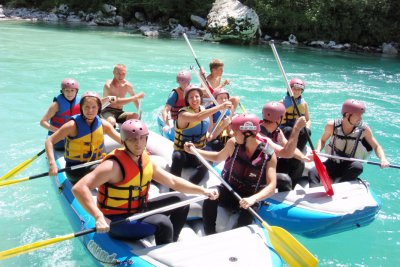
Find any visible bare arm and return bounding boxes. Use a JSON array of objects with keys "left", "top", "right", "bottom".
[
  {"left": 184, "top": 137, "right": 235, "bottom": 163},
  {"left": 161, "top": 104, "right": 172, "bottom": 126},
  {"left": 277, "top": 117, "right": 307, "bottom": 158},
  {"left": 45, "top": 120, "right": 77, "bottom": 175},
  {"left": 40, "top": 102, "right": 59, "bottom": 132},
  {"left": 317, "top": 121, "right": 334, "bottom": 152},
  {"left": 113, "top": 92, "right": 145, "bottom": 107},
  {"left": 304, "top": 102, "right": 311, "bottom": 128},
  {"left": 126, "top": 83, "right": 139, "bottom": 109},
  {"left": 72, "top": 159, "right": 124, "bottom": 232},
  {"left": 102, "top": 119, "right": 122, "bottom": 144},
  {"left": 240, "top": 153, "right": 277, "bottom": 209},
  {"left": 177, "top": 101, "right": 232, "bottom": 128},
  {"left": 363, "top": 127, "right": 390, "bottom": 168}
]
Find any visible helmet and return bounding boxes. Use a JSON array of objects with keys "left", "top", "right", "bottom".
[
  {"left": 262, "top": 101, "right": 286, "bottom": 123},
  {"left": 290, "top": 78, "right": 305, "bottom": 91},
  {"left": 61, "top": 78, "right": 79, "bottom": 90},
  {"left": 176, "top": 70, "right": 191, "bottom": 84},
  {"left": 120, "top": 119, "right": 149, "bottom": 142},
  {"left": 184, "top": 84, "right": 203, "bottom": 106},
  {"left": 231, "top": 113, "right": 260, "bottom": 134},
  {"left": 341, "top": 99, "right": 366, "bottom": 115},
  {"left": 80, "top": 91, "right": 102, "bottom": 115},
  {"left": 213, "top": 88, "right": 230, "bottom": 100}
]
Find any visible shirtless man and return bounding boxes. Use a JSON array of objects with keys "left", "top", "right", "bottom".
[
  {"left": 206, "top": 59, "right": 230, "bottom": 90},
  {"left": 101, "top": 64, "right": 145, "bottom": 127}
]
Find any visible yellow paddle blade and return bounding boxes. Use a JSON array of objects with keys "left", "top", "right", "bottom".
[
  {"left": 0, "top": 177, "right": 29, "bottom": 188},
  {"left": 262, "top": 222, "right": 318, "bottom": 267},
  {"left": 0, "top": 233, "right": 75, "bottom": 260},
  {"left": 0, "top": 149, "right": 45, "bottom": 181}
]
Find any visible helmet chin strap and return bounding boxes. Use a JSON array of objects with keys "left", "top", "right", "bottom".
[{"left": 347, "top": 114, "right": 361, "bottom": 127}]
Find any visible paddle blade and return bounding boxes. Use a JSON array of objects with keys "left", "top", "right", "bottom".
[
  {"left": 0, "top": 233, "right": 75, "bottom": 260},
  {"left": 312, "top": 150, "right": 334, "bottom": 196},
  {"left": 0, "top": 177, "right": 29, "bottom": 188},
  {"left": 264, "top": 222, "right": 318, "bottom": 267},
  {"left": 0, "top": 149, "right": 45, "bottom": 181}
]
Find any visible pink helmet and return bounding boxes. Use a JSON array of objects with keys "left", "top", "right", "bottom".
[
  {"left": 290, "top": 78, "right": 305, "bottom": 91},
  {"left": 262, "top": 101, "right": 286, "bottom": 122},
  {"left": 176, "top": 70, "right": 191, "bottom": 84},
  {"left": 341, "top": 99, "right": 366, "bottom": 115},
  {"left": 184, "top": 84, "right": 203, "bottom": 105},
  {"left": 61, "top": 78, "right": 79, "bottom": 90},
  {"left": 80, "top": 91, "right": 102, "bottom": 115},
  {"left": 120, "top": 119, "right": 149, "bottom": 142},
  {"left": 213, "top": 88, "right": 230, "bottom": 100},
  {"left": 231, "top": 113, "right": 260, "bottom": 134}
]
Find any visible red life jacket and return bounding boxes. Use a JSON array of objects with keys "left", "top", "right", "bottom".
[{"left": 170, "top": 88, "right": 185, "bottom": 120}]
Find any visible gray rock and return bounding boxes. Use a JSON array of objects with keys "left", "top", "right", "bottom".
[
  {"left": 190, "top": 15, "right": 207, "bottom": 29},
  {"left": 205, "top": 0, "right": 260, "bottom": 42},
  {"left": 135, "top": 11, "right": 145, "bottom": 22},
  {"left": 382, "top": 42, "right": 398, "bottom": 55}
]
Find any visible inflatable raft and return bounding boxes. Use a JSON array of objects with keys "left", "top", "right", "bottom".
[
  {"left": 148, "top": 131, "right": 381, "bottom": 238},
  {"left": 51, "top": 132, "right": 284, "bottom": 266}
]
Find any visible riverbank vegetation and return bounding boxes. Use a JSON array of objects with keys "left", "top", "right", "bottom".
[{"left": 3, "top": 0, "right": 399, "bottom": 45}]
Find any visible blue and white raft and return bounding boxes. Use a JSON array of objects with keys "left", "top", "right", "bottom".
[
  {"left": 149, "top": 130, "right": 381, "bottom": 238},
  {"left": 51, "top": 132, "right": 284, "bottom": 266},
  {"left": 157, "top": 111, "right": 175, "bottom": 142}
]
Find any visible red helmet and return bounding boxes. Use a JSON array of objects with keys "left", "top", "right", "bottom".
[
  {"left": 120, "top": 119, "right": 149, "bottom": 142},
  {"left": 213, "top": 88, "right": 230, "bottom": 100},
  {"left": 80, "top": 91, "right": 102, "bottom": 115},
  {"left": 61, "top": 78, "right": 79, "bottom": 90},
  {"left": 341, "top": 99, "right": 366, "bottom": 115},
  {"left": 262, "top": 101, "right": 286, "bottom": 123},
  {"left": 290, "top": 78, "right": 305, "bottom": 91},
  {"left": 176, "top": 70, "right": 191, "bottom": 84},
  {"left": 231, "top": 113, "right": 260, "bottom": 134},
  {"left": 184, "top": 84, "right": 203, "bottom": 106}
]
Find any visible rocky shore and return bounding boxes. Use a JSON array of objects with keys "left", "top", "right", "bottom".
[{"left": 0, "top": 1, "right": 398, "bottom": 56}]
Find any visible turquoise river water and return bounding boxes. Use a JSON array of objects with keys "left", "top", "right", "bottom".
[{"left": 0, "top": 21, "right": 399, "bottom": 266}]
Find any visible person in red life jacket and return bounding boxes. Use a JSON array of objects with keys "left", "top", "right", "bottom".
[
  {"left": 171, "top": 85, "right": 232, "bottom": 185},
  {"left": 101, "top": 64, "right": 145, "bottom": 128},
  {"left": 161, "top": 70, "right": 191, "bottom": 133},
  {"left": 45, "top": 91, "right": 121, "bottom": 183},
  {"left": 308, "top": 99, "right": 390, "bottom": 187},
  {"left": 40, "top": 78, "right": 81, "bottom": 150},
  {"left": 72, "top": 119, "right": 218, "bottom": 245},
  {"left": 259, "top": 101, "right": 310, "bottom": 191},
  {"left": 184, "top": 113, "right": 277, "bottom": 235},
  {"left": 279, "top": 78, "right": 311, "bottom": 152}
]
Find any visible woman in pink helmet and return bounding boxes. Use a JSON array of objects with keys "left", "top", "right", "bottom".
[
  {"left": 259, "top": 101, "right": 309, "bottom": 191},
  {"left": 279, "top": 78, "right": 311, "bottom": 152},
  {"left": 308, "top": 99, "right": 390, "bottom": 187},
  {"left": 171, "top": 85, "right": 232, "bottom": 185},
  {"left": 45, "top": 91, "right": 121, "bottom": 183},
  {"left": 40, "top": 78, "right": 81, "bottom": 150},
  {"left": 72, "top": 119, "right": 218, "bottom": 245},
  {"left": 184, "top": 113, "right": 277, "bottom": 235}
]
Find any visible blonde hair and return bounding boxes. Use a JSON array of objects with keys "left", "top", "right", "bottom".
[{"left": 114, "top": 64, "right": 126, "bottom": 72}]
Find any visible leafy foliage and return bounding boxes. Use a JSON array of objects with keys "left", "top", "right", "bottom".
[{"left": 2, "top": 0, "right": 399, "bottom": 44}]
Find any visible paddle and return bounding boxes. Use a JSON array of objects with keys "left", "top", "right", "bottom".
[
  {"left": 269, "top": 41, "right": 334, "bottom": 196},
  {"left": 318, "top": 153, "right": 400, "bottom": 169},
  {"left": 0, "top": 194, "right": 207, "bottom": 260},
  {"left": 183, "top": 33, "right": 214, "bottom": 94},
  {"left": 138, "top": 99, "right": 143, "bottom": 120},
  {"left": 0, "top": 160, "right": 102, "bottom": 188},
  {"left": 0, "top": 149, "right": 46, "bottom": 181},
  {"left": 189, "top": 146, "right": 318, "bottom": 267}
]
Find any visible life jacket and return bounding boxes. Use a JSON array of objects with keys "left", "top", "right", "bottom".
[
  {"left": 222, "top": 141, "right": 274, "bottom": 197},
  {"left": 64, "top": 115, "right": 106, "bottom": 164},
  {"left": 281, "top": 95, "right": 306, "bottom": 127},
  {"left": 208, "top": 104, "right": 231, "bottom": 144},
  {"left": 325, "top": 119, "right": 372, "bottom": 162},
  {"left": 170, "top": 88, "right": 185, "bottom": 120},
  {"left": 49, "top": 94, "right": 80, "bottom": 148},
  {"left": 173, "top": 106, "right": 210, "bottom": 150},
  {"left": 260, "top": 125, "right": 281, "bottom": 145},
  {"left": 97, "top": 148, "right": 153, "bottom": 215}
]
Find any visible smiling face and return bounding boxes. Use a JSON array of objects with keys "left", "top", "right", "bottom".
[
  {"left": 81, "top": 97, "right": 100, "bottom": 120},
  {"left": 292, "top": 86, "right": 303, "bottom": 98},
  {"left": 187, "top": 90, "right": 202, "bottom": 109},
  {"left": 216, "top": 93, "right": 229, "bottom": 104}
]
